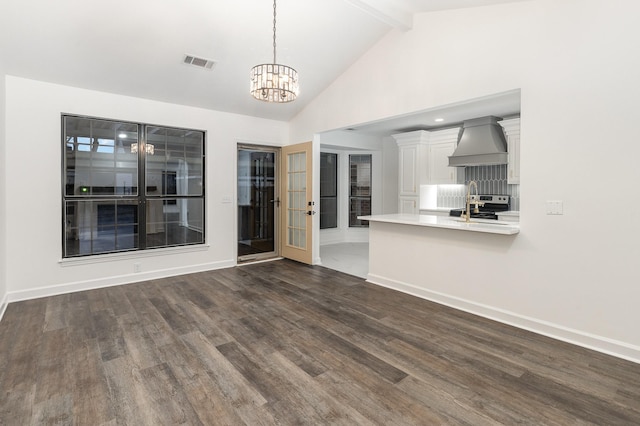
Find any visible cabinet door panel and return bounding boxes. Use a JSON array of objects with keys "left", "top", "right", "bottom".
[
  {"left": 429, "top": 142, "right": 462, "bottom": 184},
  {"left": 399, "top": 145, "right": 418, "bottom": 195},
  {"left": 399, "top": 197, "right": 417, "bottom": 214}
]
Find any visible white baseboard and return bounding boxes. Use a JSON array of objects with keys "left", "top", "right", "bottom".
[
  {"left": 367, "top": 273, "right": 640, "bottom": 365},
  {"left": 7, "top": 259, "right": 236, "bottom": 303}
]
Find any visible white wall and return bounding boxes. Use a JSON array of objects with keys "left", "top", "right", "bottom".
[
  {"left": 0, "top": 72, "right": 7, "bottom": 318},
  {"left": 291, "top": 0, "right": 640, "bottom": 361},
  {"left": 4, "top": 76, "right": 288, "bottom": 301}
]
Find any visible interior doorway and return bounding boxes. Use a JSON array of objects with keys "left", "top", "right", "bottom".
[{"left": 237, "top": 145, "right": 279, "bottom": 262}]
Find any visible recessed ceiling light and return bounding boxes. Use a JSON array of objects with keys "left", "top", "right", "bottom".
[
  {"left": 118, "top": 133, "right": 127, "bottom": 138},
  {"left": 434, "top": 118, "right": 444, "bottom": 122}
]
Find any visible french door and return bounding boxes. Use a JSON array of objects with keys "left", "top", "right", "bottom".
[{"left": 280, "top": 141, "right": 314, "bottom": 264}]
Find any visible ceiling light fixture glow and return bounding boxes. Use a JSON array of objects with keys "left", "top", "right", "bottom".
[
  {"left": 435, "top": 118, "right": 444, "bottom": 122},
  {"left": 250, "top": 0, "right": 299, "bottom": 103}
]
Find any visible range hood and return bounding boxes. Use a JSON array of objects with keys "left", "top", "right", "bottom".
[{"left": 448, "top": 116, "right": 508, "bottom": 167}]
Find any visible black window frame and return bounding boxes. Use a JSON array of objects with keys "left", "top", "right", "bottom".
[{"left": 61, "top": 114, "right": 206, "bottom": 258}]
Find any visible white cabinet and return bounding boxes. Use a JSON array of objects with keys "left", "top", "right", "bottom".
[
  {"left": 428, "top": 128, "right": 464, "bottom": 185},
  {"left": 393, "top": 129, "right": 462, "bottom": 214},
  {"left": 398, "top": 143, "right": 420, "bottom": 196},
  {"left": 399, "top": 197, "right": 418, "bottom": 214},
  {"left": 499, "top": 118, "right": 520, "bottom": 185},
  {"left": 394, "top": 131, "right": 428, "bottom": 214}
]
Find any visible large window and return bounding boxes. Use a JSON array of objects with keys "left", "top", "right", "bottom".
[
  {"left": 62, "top": 115, "right": 205, "bottom": 258},
  {"left": 320, "top": 152, "right": 338, "bottom": 229},
  {"left": 349, "top": 154, "right": 371, "bottom": 227}
]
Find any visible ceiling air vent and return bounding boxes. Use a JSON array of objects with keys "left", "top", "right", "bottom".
[{"left": 183, "top": 54, "right": 216, "bottom": 70}]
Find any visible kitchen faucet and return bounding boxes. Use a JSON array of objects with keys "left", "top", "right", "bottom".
[{"left": 461, "top": 180, "right": 484, "bottom": 223}]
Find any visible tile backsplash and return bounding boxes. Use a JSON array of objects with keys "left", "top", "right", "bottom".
[{"left": 436, "top": 164, "right": 520, "bottom": 211}]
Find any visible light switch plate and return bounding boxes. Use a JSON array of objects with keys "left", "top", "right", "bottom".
[{"left": 546, "top": 200, "right": 563, "bottom": 215}]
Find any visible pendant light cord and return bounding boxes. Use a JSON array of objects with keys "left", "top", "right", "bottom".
[{"left": 272, "top": 0, "right": 277, "bottom": 64}]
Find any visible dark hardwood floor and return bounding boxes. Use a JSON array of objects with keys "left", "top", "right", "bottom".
[{"left": 1, "top": 259, "right": 639, "bottom": 425}]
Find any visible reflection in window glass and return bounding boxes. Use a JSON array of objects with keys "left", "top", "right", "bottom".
[
  {"left": 64, "top": 200, "right": 139, "bottom": 257},
  {"left": 349, "top": 154, "right": 371, "bottom": 227},
  {"left": 320, "top": 153, "right": 338, "bottom": 229},
  {"left": 62, "top": 115, "right": 205, "bottom": 258}
]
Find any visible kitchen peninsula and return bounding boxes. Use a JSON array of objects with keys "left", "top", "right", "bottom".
[{"left": 359, "top": 212, "right": 520, "bottom": 328}]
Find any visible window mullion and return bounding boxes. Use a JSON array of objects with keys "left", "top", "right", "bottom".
[{"left": 138, "top": 124, "right": 147, "bottom": 250}]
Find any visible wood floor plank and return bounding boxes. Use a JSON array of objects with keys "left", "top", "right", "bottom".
[
  {"left": 117, "top": 313, "right": 164, "bottom": 370},
  {"left": 146, "top": 296, "right": 196, "bottom": 336},
  {"left": 31, "top": 393, "right": 73, "bottom": 426},
  {"left": 71, "top": 339, "right": 114, "bottom": 425},
  {"left": 137, "top": 362, "right": 203, "bottom": 425},
  {"left": 1, "top": 259, "right": 640, "bottom": 424},
  {"left": 180, "top": 331, "right": 277, "bottom": 425},
  {"left": 43, "top": 293, "right": 70, "bottom": 332},
  {"left": 265, "top": 351, "right": 373, "bottom": 425},
  {"left": 0, "top": 300, "right": 46, "bottom": 422},
  {"left": 66, "top": 292, "right": 96, "bottom": 344},
  {"left": 102, "top": 356, "right": 154, "bottom": 425},
  {"left": 34, "top": 329, "right": 74, "bottom": 404},
  {"left": 215, "top": 340, "right": 288, "bottom": 405},
  {"left": 156, "top": 340, "right": 248, "bottom": 425},
  {"left": 92, "top": 309, "right": 127, "bottom": 362},
  {"left": 121, "top": 282, "right": 181, "bottom": 349},
  {"left": 104, "top": 285, "right": 135, "bottom": 317},
  {"left": 167, "top": 295, "right": 235, "bottom": 347}
]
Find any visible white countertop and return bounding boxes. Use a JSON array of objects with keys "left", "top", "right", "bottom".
[
  {"left": 497, "top": 210, "right": 520, "bottom": 217},
  {"left": 420, "top": 208, "right": 520, "bottom": 216},
  {"left": 419, "top": 207, "right": 454, "bottom": 213},
  {"left": 360, "top": 214, "right": 520, "bottom": 235}
]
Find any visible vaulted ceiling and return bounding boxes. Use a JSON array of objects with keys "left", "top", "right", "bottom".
[{"left": 0, "top": 0, "right": 529, "bottom": 121}]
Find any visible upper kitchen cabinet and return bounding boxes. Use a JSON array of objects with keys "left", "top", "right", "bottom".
[
  {"left": 393, "top": 128, "right": 463, "bottom": 214},
  {"left": 499, "top": 118, "right": 520, "bottom": 184},
  {"left": 427, "top": 128, "right": 464, "bottom": 185},
  {"left": 394, "top": 132, "right": 427, "bottom": 214}
]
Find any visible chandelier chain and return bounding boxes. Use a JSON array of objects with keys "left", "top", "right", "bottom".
[{"left": 272, "top": 0, "right": 277, "bottom": 64}]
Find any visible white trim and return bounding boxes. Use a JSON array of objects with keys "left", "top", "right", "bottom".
[
  {"left": 366, "top": 273, "right": 640, "bottom": 365},
  {"left": 237, "top": 257, "right": 283, "bottom": 267},
  {"left": 342, "top": 0, "right": 413, "bottom": 31},
  {"left": 8, "top": 259, "right": 235, "bottom": 303},
  {"left": 59, "top": 244, "right": 210, "bottom": 267}
]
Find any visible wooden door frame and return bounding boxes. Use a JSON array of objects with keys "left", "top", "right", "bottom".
[{"left": 236, "top": 143, "right": 280, "bottom": 263}]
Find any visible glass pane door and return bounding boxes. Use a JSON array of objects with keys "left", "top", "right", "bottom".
[
  {"left": 237, "top": 147, "right": 277, "bottom": 261},
  {"left": 280, "top": 141, "right": 314, "bottom": 264}
]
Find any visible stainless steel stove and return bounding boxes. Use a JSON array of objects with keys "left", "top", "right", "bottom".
[{"left": 449, "top": 195, "right": 510, "bottom": 220}]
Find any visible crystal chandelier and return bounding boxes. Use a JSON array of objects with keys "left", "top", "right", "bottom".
[
  {"left": 130, "top": 143, "right": 154, "bottom": 155},
  {"left": 250, "top": 0, "right": 299, "bottom": 103}
]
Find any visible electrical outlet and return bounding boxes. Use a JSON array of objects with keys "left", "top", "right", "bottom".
[
  {"left": 546, "top": 200, "right": 563, "bottom": 215},
  {"left": 134, "top": 263, "right": 141, "bottom": 273}
]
